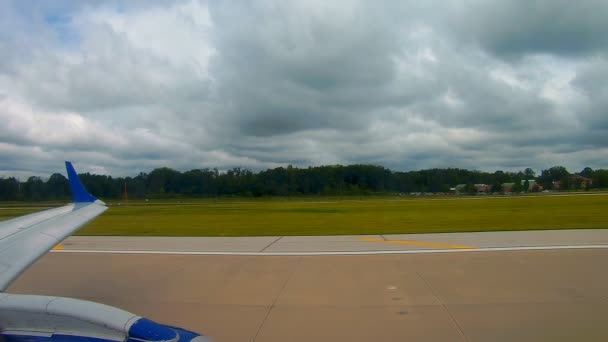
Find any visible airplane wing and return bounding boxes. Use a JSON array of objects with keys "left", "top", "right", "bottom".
[{"left": 0, "top": 161, "right": 108, "bottom": 291}]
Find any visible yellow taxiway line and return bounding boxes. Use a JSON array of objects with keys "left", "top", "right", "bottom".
[{"left": 360, "top": 237, "right": 476, "bottom": 249}]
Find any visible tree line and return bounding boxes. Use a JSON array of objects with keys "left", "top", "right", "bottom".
[{"left": 1, "top": 164, "right": 607, "bottom": 201}]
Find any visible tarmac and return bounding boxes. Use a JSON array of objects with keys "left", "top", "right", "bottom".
[
  {"left": 7, "top": 229, "right": 608, "bottom": 342},
  {"left": 53, "top": 228, "right": 608, "bottom": 254}
]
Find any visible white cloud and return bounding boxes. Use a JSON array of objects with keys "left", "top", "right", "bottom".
[
  {"left": 0, "top": 96, "right": 118, "bottom": 148},
  {"left": 0, "top": 0, "right": 607, "bottom": 178}
]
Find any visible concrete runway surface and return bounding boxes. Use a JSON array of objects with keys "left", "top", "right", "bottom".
[
  {"left": 8, "top": 245, "right": 608, "bottom": 341},
  {"left": 54, "top": 229, "right": 608, "bottom": 254}
]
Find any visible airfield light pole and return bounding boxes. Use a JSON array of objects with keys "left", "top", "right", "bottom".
[{"left": 124, "top": 181, "right": 128, "bottom": 207}]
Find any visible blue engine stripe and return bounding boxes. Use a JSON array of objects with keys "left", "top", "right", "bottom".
[{"left": 128, "top": 318, "right": 178, "bottom": 342}]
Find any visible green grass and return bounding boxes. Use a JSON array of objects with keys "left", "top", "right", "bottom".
[
  {"left": 0, "top": 194, "right": 608, "bottom": 236},
  {"left": 1, "top": 194, "right": 607, "bottom": 236}
]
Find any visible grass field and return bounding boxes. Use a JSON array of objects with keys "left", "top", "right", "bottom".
[{"left": 1, "top": 194, "right": 607, "bottom": 236}]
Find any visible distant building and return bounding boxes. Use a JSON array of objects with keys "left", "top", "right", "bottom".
[
  {"left": 521, "top": 179, "right": 542, "bottom": 191},
  {"left": 474, "top": 184, "right": 491, "bottom": 194},
  {"left": 454, "top": 184, "right": 467, "bottom": 195},
  {"left": 553, "top": 176, "right": 592, "bottom": 190},
  {"left": 570, "top": 175, "right": 593, "bottom": 189},
  {"left": 521, "top": 179, "right": 536, "bottom": 187},
  {"left": 530, "top": 183, "right": 543, "bottom": 191},
  {"left": 502, "top": 183, "right": 515, "bottom": 192}
]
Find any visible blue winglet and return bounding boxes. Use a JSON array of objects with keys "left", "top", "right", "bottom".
[{"left": 65, "top": 161, "right": 98, "bottom": 203}]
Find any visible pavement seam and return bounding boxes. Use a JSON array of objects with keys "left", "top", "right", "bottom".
[
  {"left": 252, "top": 256, "right": 302, "bottom": 342},
  {"left": 416, "top": 272, "right": 470, "bottom": 342},
  {"left": 260, "top": 236, "right": 283, "bottom": 252}
]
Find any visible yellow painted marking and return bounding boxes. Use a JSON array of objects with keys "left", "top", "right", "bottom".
[
  {"left": 52, "top": 244, "right": 64, "bottom": 251},
  {"left": 360, "top": 237, "right": 476, "bottom": 249}
]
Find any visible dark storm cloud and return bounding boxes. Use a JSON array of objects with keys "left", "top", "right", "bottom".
[
  {"left": 449, "top": 0, "right": 608, "bottom": 58},
  {"left": 208, "top": 1, "right": 404, "bottom": 136},
  {"left": 570, "top": 58, "right": 608, "bottom": 149},
  {"left": 573, "top": 58, "right": 608, "bottom": 126}
]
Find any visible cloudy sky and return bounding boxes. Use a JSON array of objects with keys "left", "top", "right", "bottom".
[{"left": 1, "top": 0, "right": 607, "bottom": 178}]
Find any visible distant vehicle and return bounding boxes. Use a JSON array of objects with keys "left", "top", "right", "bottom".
[{"left": 0, "top": 162, "right": 209, "bottom": 342}]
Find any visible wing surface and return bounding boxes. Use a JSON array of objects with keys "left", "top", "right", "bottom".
[{"left": 0, "top": 162, "right": 108, "bottom": 291}]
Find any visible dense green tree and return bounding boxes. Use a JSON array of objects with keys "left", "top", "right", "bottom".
[
  {"left": 46, "top": 173, "right": 70, "bottom": 199},
  {"left": 3, "top": 164, "right": 608, "bottom": 201},
  {"left": 594, "top": 170, "right": 608, "bottom": 188},
  {"left": 465, "top": 183, "right": 477, "bottom": 194},
  {"left": 580, "top": 167, "right": 594, "bottom": 178},
  {"left": 147, "top": 167, "right": 180, "bottom": 196},
  {"left": 0, "top": 177, "right": 20, "bottom": 200},
  {"left": 538, "top": 166, "right": 570, "bottom": 189},
  {"left": 560, "top": 176, "right": 571, "bottom": 190},
  {"left": 23, "top": 176, "right": 45, "bottom": 201},
  {"left": 512, "top": 181, "right": 524, "bottom": 193},
  {"left": 548, "top": 166, "right": 569, "bottom": 180}
]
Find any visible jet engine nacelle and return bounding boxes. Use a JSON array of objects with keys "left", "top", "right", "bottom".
[{"left": 0, "top": 294, "right": 209, "bottom": 342}]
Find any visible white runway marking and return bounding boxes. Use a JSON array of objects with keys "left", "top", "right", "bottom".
[{"left": 50, "top": 244, "right": 608, "bottom": 256}]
